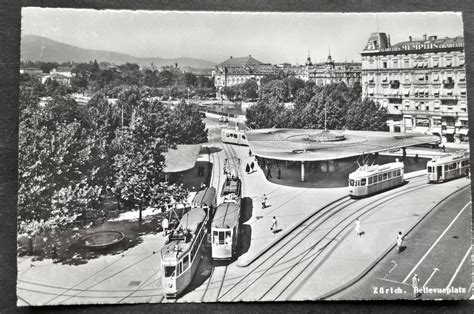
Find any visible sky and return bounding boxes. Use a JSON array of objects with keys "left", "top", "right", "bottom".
[{"left": 22, "top": 8, "right": 463, "bottom": 65}]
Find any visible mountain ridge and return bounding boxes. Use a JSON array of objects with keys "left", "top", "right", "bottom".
[{"left": 21, "top": 35, "right": 216, "bottom": 69}]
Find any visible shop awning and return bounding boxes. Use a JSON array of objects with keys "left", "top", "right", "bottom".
[{"left": 458, "top": 129, "right": 469, "bottom": 135}]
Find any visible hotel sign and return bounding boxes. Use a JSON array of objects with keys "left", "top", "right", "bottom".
[{"left": 380, "top": 41, "right": 463, "bottom": 53}]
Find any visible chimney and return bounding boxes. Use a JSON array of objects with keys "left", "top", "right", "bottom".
[
  {"left": 249, "top": 54, "right": 252, "bottom": 58},
  {"left": 175, "top": 63, "right": 178, "bottom": 68},
  {"left": 409, "top": 36, "right": 412, "bottom": 42},
  {"left": 423, "top": 34, "right": 427, "bottom": 41},
  {"left": 230, "top": 56, "right": 233, "bottom": 59}
]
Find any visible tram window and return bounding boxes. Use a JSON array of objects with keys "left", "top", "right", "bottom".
[
  {"left": 219, "top": 231, "right": 225, "bottom": 245},
  {"left": 183, "top": 255, "right": 189, "bottom": 271},
  {"left": 373, "top": 176, "right": 377, "bottom": 183},
  {"left": 396, "top": 169, "right": 401, "bottom": 176},
  {"left": 234, "top": 134, "right": 238, "bottom": 138},
  {"left": 164, "top": 266, "right": 176, "bottom": 278},
  {"left": 242, "top": 135, "right": 246, "bottom": 140},
  {"left": 178, "top": 262, "right": 182, "bottom": 276},
  {"left": 361, "top": 178, "right": 366, "bottom": 186},
  {"left": 388, "top": 172, "right": 392, "bottom": 179},
  {"left": 444, "top": 165, "right": 448, "bottom": 171},
  {"left": 225, "top": 231, "right": 232, "bottom": 244},
  {"left": 213, "top": 231, "right": 219, "bottom": 245},
  {"left": 368, "top": 177, "right": 372, "bottom": 185},
  {"left": 383, "top": 173, "right": 388, "bottom": 180},
  {"left": 378, "top": 174, "right": 382, "bottom": 181},
  {"left": 349, "top": 179, "right": 355, "bottom": 186}
]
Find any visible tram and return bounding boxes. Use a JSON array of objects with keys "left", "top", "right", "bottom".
[
  {"left": 192, "top": 187, "right": 217, "bottom": 216},
  {"left": 427, "top": 151, "right": 470, "bottom": 183},
  {"left": 160, "top": 206, "right": 208, "bottom": 298},
  {"left": 211, "top": 202, "right": 241, "bottom": 260},
  {"left": 221, "top": 129, "right": 248, "bottom": 146},
  {"left": 349, "top": 160, "right": 404, "bottom": 198}
]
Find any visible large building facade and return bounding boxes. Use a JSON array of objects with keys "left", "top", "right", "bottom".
[
  {"left": 361, "top": 32, "right": 467, "bottom": 142},
  {"left": 212, "top": 55, "right": 279, "bottom": 98},
  {"left": 283, "top": 54, "right": 361, "bottom": 87}
]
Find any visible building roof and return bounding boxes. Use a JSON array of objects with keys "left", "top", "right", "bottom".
[
  {"left": 246, "top": 128, "right": 440, "bottom": 161},
  {"left": 217, "top": 55, "right": 264, "bottom": 68},
  {"left": 212, "top": 202, "right": 240, "bottom": 229},
  {"left": 389, "top": 36, "right": 464, "bottom": 51},
  {"left": 54, "top": 66, "right": 73, "bottom": 72},
  {"left": 164, "top": 144, "right": 202, "bottom": 173}
]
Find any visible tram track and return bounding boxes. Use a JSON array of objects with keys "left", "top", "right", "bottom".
[{"left": 218, "top": 176, "right": 430, "bottom": 301}]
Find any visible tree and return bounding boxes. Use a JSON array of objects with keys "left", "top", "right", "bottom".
[
  {"left": 283, "top": 77, "right": 305, "bottom": 101},
  {"left": 170, "top": 100, "right": 208, "bottom": 144},
  {"left": 183, "top": 72, "right": 197, "bottom": 87},
  {"left": 245, "top": 99, "right": 291, "bottom": 129},
  {"left": 345, "top": 97, "right": 389, "bottom": 131},
  {"left": 112, "top": 99, "right": 188, "bottom": 222},
  {"left": 241, "top": 79, "right": 258, "bottom": 100},
  {"left": 259, "top": 80, "right": 288, "bottom": 103}
]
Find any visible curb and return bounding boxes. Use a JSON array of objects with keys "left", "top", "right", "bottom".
[
  {"left": 318, "top": 182, "right": 471, "bottom": 300},
  {"left": 237, "top": 195, "right": 348, "bottom": 267}
]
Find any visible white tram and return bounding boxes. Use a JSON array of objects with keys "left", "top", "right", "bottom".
[
  {"left": 160, "top": 206, "right": 208, "bottom": 298},
  {"left": 221, "top": 129, "right": 249, "bottom": 146},
  {"left": 211, "top": 202, "right": 241, "bottom": 260},
  {"left": 349, "top": 161, "right": 404, "bottom": 198},
  {"left": 427, "top": 152, "right": 470, "bottom": 183}
]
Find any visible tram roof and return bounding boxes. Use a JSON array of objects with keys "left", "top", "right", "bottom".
[
  {"left": 161, "top": 206, "right": 207, "bottom": 262},
  {"left": 212, "top": 202, "right": 240, "bottom": 229},
  {"left": 192, "top": 187, "right": 217, "bottom": 208},
  {"left": 245, "top": 128, "right": 440, "bottom": 162},
  {"left": 427, "top": 151, "right": 470, "bottom": 165},
  {"left": 164, "top": 144, "right": 202, "bottom": 173},
  {"left": 349, "top": 161, "right": 404, "bottom": 178}
]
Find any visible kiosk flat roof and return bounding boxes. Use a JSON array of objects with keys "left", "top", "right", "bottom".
[
  {"left": 164, "top": 144, "right": 202, "bottom": 173},
  {"left": 246, "top": 128, "right": 439, "bottom": 161}
]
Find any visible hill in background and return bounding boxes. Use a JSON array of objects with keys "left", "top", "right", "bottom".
[{"left": 21, "top": 35, "right": 216, "bottom": 69}]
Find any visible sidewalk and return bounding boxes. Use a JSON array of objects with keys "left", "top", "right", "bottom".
[{"left": 232, "top": 145, "right": 348, "bottom": 267}]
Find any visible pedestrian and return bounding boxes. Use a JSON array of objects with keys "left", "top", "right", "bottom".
[
  {"left": 396, "top": 231, "right": 404, "bottom": 253},
  {"left": 162, "top": 217, "right": 169, "bottom": 236},
  {"left": 266, "top": 167, "right": 273, "bottom": 179},
  {"left": 355, "top": 218, "right": 361, "bottom": 236},
  {"left": 245, "top": 163, "right": 250, "bottom": 174},
  {"left": 271, "top": 216, "right": 278, "bottom": 233},
  {"left": 249, "top": 148, "right": 252, "bottom": 157},
  {"left": 52, "top": 244, "right": 58, "bottom": 263},
  {"left": 262, "top": 194, "right": 267, "bottom": 209},
  {"left": 442, "top": 144, "right": 446, "bottom": 152},
  {"left": 465, "top": 168, "right": 470, "bottom": 179},
  {"left": 277, "top": 167, "right": 281, "bottom": 179},
  {"left": 414, "top": 154, "right": 419, "bottom": 163},
  {"left": 250, "top": 161, "right": 255, "bottom": 172},
  {"left": 412, "top": 274, "right": 421, "bottom": 298}
]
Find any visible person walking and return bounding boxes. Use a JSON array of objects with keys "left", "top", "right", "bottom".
[
  {"left": 261, "top": 194, "right": 268, "bottom": 209},
  {"left": 266, "top": 167, "right": 273, "bottom": 179},
  {"left": 162, "top": 217, "right": 169, "bottom": 236},
  {"left": 271, "top": 216, "right": 278, "bottom": 233},
  {"left": 355, "top": 218, "right": 362, "bottom": 236},
  {"left": 412, "top": 274, "right": 421, "bottom": 298},
  {"left": 250, "top": 161, "right": 255, "bottom": 172},
  {"left": 249, "top": 148, "right": 252, "bottom": 157},
  {"left": 245, "top": 163, "right": 250, "bottom": 174},
  {"left": 277, "top": 167, "right": 281, "bottom": 179},
  {"left": 396, "top": 231, "right": 404, "bottom": 253},
  {"left": 414, "top": 154, "right": 419, "bottom": 163}
]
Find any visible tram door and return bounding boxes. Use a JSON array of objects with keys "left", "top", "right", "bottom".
[{"left": 437, "top": 166, "right": 442, "bottom": 181}]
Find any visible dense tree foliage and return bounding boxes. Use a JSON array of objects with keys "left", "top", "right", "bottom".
[
  {"left": 18, "top": 82, "right": 208, "bottom": 234},
  {"left": 246, "top": 80, "right": 388, "bottom": 131}
]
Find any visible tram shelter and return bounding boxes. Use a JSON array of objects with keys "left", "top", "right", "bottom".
[
  {"left": 164, "top": 144, "right": 210, "bottom": 190},
  {"left": 246, "top": 129, "right": 440, "bottom": 187}
]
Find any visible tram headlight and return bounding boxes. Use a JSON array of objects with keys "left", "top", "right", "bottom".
[{"left": 168, "top": 283, "right": 173, "bottom": 288}]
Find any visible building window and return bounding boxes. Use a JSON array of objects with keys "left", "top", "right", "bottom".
[
  {"left": 433, "top": 59, "right": 439, "bottom": 68},
  {"left": 394, "top": 105, "right": 399, "bottom": 110},
  {"left": 404, "top": 59, "right": 410, "bottom": 68},
  {"left": 425, "top": 106, "right": 429, "bottom": 111},
  {"left": 445, "top": 58, "right": 452, "bottom": 67},
  {"left": 393, "top": 59, "right": 398, "bottom": 68},
  {"left": 383, "top": 61, "right": 388, "bottom": 69}
]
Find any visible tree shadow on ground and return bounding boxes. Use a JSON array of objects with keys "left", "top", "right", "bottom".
[
  {"left": 18, "top": 213, "right": 165, "bottom": 266},
  {"left": 206, "top": 146, "right": 222, "bottom": 154}
]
